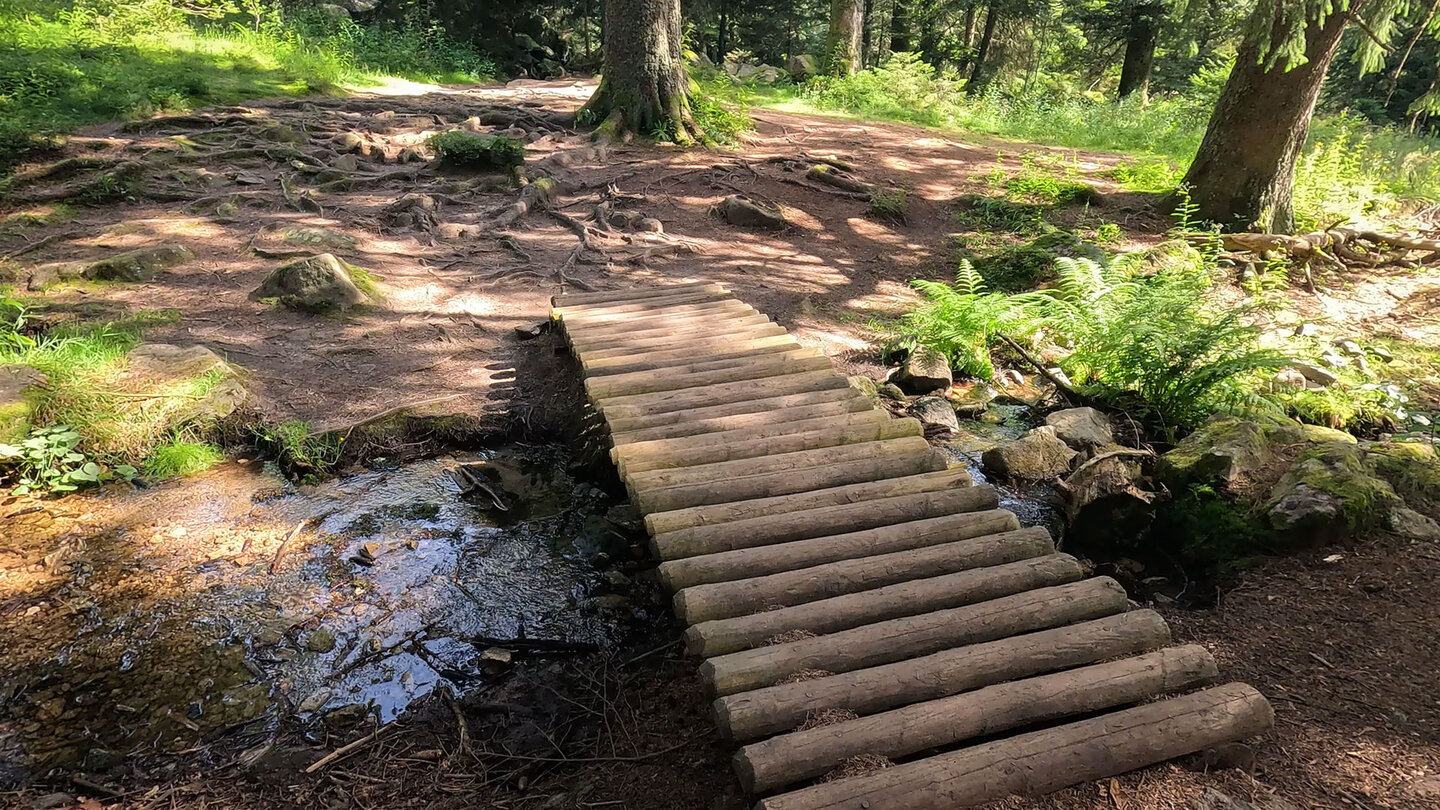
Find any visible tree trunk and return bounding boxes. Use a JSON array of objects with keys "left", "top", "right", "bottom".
[
  {"left": 890, "top": 0, "right": 912, "bottom": 52},
  {"left": 1180, "top": 3, "right": 1355, "bottom": 232},
  {"left": 717, "top": 0, "right": 729, "bottom": 62},
  {"left": 579, "top": 0, "right": 700, "bottom": 143},
  {"left": 1117, "top": 2, "right": 1162, "bottom": 100},
  {"left": 965, "top": 3, "right": 1000, "bottom": 94},
  {"left": 826, "top": 0, "right": 865, "bottom": 75},
  {"left": 862, "top": 0, "right": 875, "bottom": 66}
]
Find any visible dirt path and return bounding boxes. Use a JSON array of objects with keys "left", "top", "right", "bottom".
[{"left": 2, "top": 81, "right": 1438, "bottom": 810}]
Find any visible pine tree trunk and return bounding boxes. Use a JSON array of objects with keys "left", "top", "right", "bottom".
[
  {"left": 579, "top": 0, "right": 699, "bottom": 143},
  {"left": 718, "top": 0, "right": 730, "bottom": 62},
  {"left": 1117, "top": 3, "right": 1162, "bottom": 100},
  {"left": 826, "top": 0, "right": 864, "bottom": 75},
  {"left": 890, "top": 0, "right": 912, "bottom": 52},
  {"left": 1181, "top": 5, "right": 1354, "bottom": 232},
  {"left": 965, "top": 3, "right": 999, "bottom": 93}
]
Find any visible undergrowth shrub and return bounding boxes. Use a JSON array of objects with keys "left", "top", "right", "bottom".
[{"left": 427, "top": 131, "right": 524, "bottom": 170}]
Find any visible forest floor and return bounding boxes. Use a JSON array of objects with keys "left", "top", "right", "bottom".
[{"left": 0, "top": 79, "right": 1438, "bottom": 810}]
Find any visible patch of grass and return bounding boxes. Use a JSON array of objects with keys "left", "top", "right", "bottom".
[
  {"left": 867, "top": 187, "right": 908, "bottom": 223},
  {"left": 956, "top": 195, "right": 1046, "bottom": 235},
  {"left": 972, "top": 242, "right": 1057, "bottom": 293},
  {"left": 343, "top": 261, "right": 381, "bottom": 298},
  {"left": 426, "top": 131, "right": 525, "bottom": 171},
  {"left": 1152, "top": 483, "right": 1279, "bottom": 571},
  {"left": 1105, "top": 158, "right": 1185, "bottom": 194},
  {"left": 142, "top": 438, "right": 222, "bottom": 477},
  {"left": 688, "top": 82, "right": 753, "bottom": 145},
  {"left": 256, "top": 419, "right": 342, "bottom": 478},
  {"left": 0, "top": 2, "right": 496, "bottom": 172}
]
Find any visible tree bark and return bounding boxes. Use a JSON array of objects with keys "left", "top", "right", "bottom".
[
  {"left": 965, "top": 3, "right": 1000, "bottom": 94},
  {"left": 890, "top": 0, "right": 912, "bottom": 52},
  {"left": 1180, "top": 3, "right": 1357, "bottom": 232},
  {"left": 1117, "top": 2, "right": 1163, "bottom": 100},
  {"left": 826, "top": 0, "right": 865, "bottom": 75},
  {"left": 579, "top": 0, "right": 700, "bottom": 142},
  {"left": 717, "top": 0, "right": 730, "bottom": 62}
]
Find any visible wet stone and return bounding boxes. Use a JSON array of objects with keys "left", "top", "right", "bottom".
[{"left": 304, "top": 627, "right": 337, "bottom": 653}]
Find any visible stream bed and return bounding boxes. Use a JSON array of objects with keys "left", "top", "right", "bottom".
[{"left": 0, "top": 445, "right": 652, "bottom": 785}]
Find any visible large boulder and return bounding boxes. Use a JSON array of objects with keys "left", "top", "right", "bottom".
[
  {"left": 981, "top": 426, "right": 1077, "bottom": 481},
  {"left": 847, "top": 375, "right": 881, "bottom": 404},
  {"left": 119, "top": 344, "right": 249, "bottom": 422},
  {"left": 0, "top": 365, "right": 46, "bottom": 442},
  {"left": 894, "top": 345, "right": 952, "bottom": 394},
  {"left": 1158, "top": 413, "right": 1304, "bottom": 491},
  {"left": 1044, "top": 407, "right": 1115, "bottom": 450},
  {"left": 910, "top": 395, "right": 959, "bottom": 433},
  {"left": 718, "top": 195, "right": 786, "bottom": 229},
  {"left": 788, "top": 54, "right": 819, "bottom": 79},
  {"left": 85, "top": 243, "right": 194, "bottom": 282},
  {"left": 1266, "top": 442, "right": 1398, "bottom": 538},
  {"left": 250, "top": 253, "right": 371, "bottom": 312}
]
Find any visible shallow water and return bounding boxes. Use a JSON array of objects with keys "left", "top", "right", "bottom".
[
  {"left": 0, "top": 446, "right": 645, "bottom": 783},
  {"left": 937, "top": 403, "right": 1064, "bottom": 537}
]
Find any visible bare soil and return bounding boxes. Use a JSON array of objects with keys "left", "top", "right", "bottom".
[{"left": 2, "top": 80, "right": 1438, "bottom": 810}]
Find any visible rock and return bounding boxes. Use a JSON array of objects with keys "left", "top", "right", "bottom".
[
  {"left": 1293, "top": 323, "right": 1319, "bottom": 337},
  {"left": 1373, "top": 345, "right": 1394, "bottom": 362},
  {"left": 1192, "top": 787, "right": 1299, "bottom": 810},
  {"left": 1320, "top": 351, "right": 1347, "bottom": 369},
  {"left": 303, "top": 627, "right": 336, "bottom": 653},
  {"left": 297, "top": 688, "right": 333, "bottom": 714},
  {"left": 1289, "top": 361, "right": 1338, "bottom": 387},
  {"left": 788, "top": 54, "right": 818, "bottom": 79},
  {"left": 1044, "top": 407, "right": 1115, "bottom": 450},
  {"left": 0, "top": 364, "right": 46, "bottom": 442},
  {"left": 30, "top": 793, "right": 74, "bottom": 809},
  {"left": 947, "top": 382, "right": 995, "bottom": 416},
  {"left": 1271, "top": 367, "right": 1307, "bottom": 391},
  {"left": 514, "top": 322, "right": 548, "bottom": 340},
  {"left": 894, "top": 346, "right": 952, "bottom": 394},
  {"left": 118, "top": 344, "right": 249, "bottom": 422},
  {"left": 718, "top": 195, "right": 786, "bottom": 229},
  {"left": 1385, "top": 505, "right": 1440, "bottom": 541},
  {"left": 1267, "top": 443, "right": 1398, "bottom": 538},
  {"left": 332, "top": 153, "right": 359, "bottom": 172},
  {"left": 981, "top": 426, "right": 1077, "bottom": 481},
  {"left": 1336, "top": 339, "right": 1363, "bottom": 357},
  {"left": 480, "top": 647, "right": 514, "bottom": 675},
  {"left": 321, "top": 703, "right": 369, "bottom": 730},
  {"left": 878, "top": 383, "right": 906, "bottom": 401},
  {"left": 636, "top": 216, "right": 664, "bottom": 233},
  {"left": 1158, "top": 413, "right": 1304, "bottom": 490},
  {"left": 847, "top": 375, "right": 880, "bottom": 403},
  {"left": 249, "top": 253, "right": 370, "bottom": 312},
  {"left": 1299, "top": 424, "right": 1356, "bottom": 444},
  {"left": 910, "top": 395, "right": 959, "bottom": 433},
  {"left": 85, "top": 243, "right": 194, "bottom": 282},
  {"left": 26, "top": 260, "right": 85, "bottom": 290},
  {"left": 736, "top": 63, "right": 763, "bottom": 80},
  {"left": 281, "top": 226, "right": 356, "bottom": 250},
  {"left": 754, "top": 66, "right": 783, "bottom": 84}
]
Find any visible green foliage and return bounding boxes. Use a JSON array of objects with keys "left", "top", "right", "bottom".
[
  {"left": 0, "top": 424, "right": 133, "bottom": 495},
  {"left": 957, "top": 195, "right": 1047, "bottom": 234},
  {"left": 0, "top": 293, "right": 34, "bottom": 349},
  {"left": 867, "top": 187, "right": 908, "bottom": 223},
  {"left": 0, "top": 1, "right": 495, "bottom": 171},
  {"left": 1105, "top": 158, "right": 1185, "bottom": 193},
  {"left": 973, "top": 242, "right": 1058, "bottom": 292},
  {"left": 1152, "top": 483, "right": 1278, "bottom": 569},
  {"left": 142, "top": 438, "right": 222, "bottom": 477},
  {"left": 427, "top": 131, "right": 525, "bottom": 170},
  {"left": 256, "top": 419, "right": 342, "bottom": 476},
  {"left": 689, "top": 88, "right": 753, "bottom": 145},
  {"left": 904, "top": 260, "right": 1028, "bottom": 379},
  {"left": 997, "top": 154, "right": 1099, "bottom": 205},
  {"left": 1094, "top": 222, "right": 1122, "bottom": 243}
]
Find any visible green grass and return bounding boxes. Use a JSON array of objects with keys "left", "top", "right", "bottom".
[
  {"left": 143, "top": 439, "right": 222, "bottom": 477},
  {"left": 0, "top": 1, "right": 496, "bottom": 171},
  {"left": 427, "top": 130, "right": 524, "bottom": 170},
  {"left": 708, "top": 52, "right": 1440, "bottom": 227}
]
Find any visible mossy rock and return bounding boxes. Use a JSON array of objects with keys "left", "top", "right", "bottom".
[
  {"left": 249, "top": 253, "right": 373, "bottom": 313},
  {"left": 847, "top": 375, "right": 880, "bottom": 404},
  {"left": 85, "top": 243, "right": 195, "bottom": 282},
  {"left": 281, "top": 226, "right": 357, "bottom": 250},
  {"left": 1158, "top": 413, "right": 1304, "bottom": 491},
  {"left": 1367, "top": 440, "right": 1440, "bottom": 505},
  {"left": 1266, "top": 442, "right": 1399, "bottom": 537}
]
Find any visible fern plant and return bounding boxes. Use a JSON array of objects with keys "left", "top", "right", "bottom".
[{"left": 903, "top": 260, "right": 1030, "bottom": 379}]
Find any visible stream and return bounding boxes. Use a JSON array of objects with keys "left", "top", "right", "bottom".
[{"left": 0, "top": 445, "right": 654, "bottom": 785}]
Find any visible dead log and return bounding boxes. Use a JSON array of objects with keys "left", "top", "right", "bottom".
[
  {"left": 598, "top": 370, "right": 850, "bottom": 421},
  {"left": 613, "top": 394, "right": 871, "bottom": 447},
  {"left": 806, "top": 164, "right": 875, "bottom": 195},
  {"left": 714, "top": 609, "right": 1171, "bottom": 743},
  {"left": 685, "top": 554, "right": 1086, "bottom": 657},
  {"left": 586, "top": 337, "right": 803, "bottom": 377},
  {"left": 737, "top": 644, "right": 1217, "bottom": 793},
  {"left": 604, "top": 387, "right": 859, "bottom": 434},
  {"left": 615, "top": 410, "right": 893, "bottom": 473},
  {"left": 590, "top": 353, "right": 835, "bottom": 400},
  {"left": 754, "top": 683, "right": 1273, "bottom": 810},
  {"left": 700, "top": 577, "right": 1129, "bottom": 696}
]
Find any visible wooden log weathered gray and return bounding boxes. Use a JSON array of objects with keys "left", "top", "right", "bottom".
[
  {"left": 700, "top": 577, "right": 1129, "bottom": 696},
  {"left": 555, "top": 289, "right": 734, "bottom": 320},
  {"left": 570, "top": 317, "right": 780, "bottom": 355},
  {"left": 635, "top": 445, "right": 946, "bottom": 513},
  {"left": 658, "top": 509, "right": 1020, "bottom": 591},
  {"left": 598, "top": 370, "right": 848, "bottom": 420},
  {"left": 606, "top": 387, "right": 862, "bottom": 433},
  {"left": 652, "top": 483, "right": 997, "bottom": 560},
  {"left": 562, "top": 298, "right": 748, "bottom": 332},
  {"left": 613, "top": 396, "right": 879, "bottom": 447},
  {"left": 674, "top": 526, "right": 1053, "bottom": 624},
  {"left": 585, "top": 337, "right": 802, "bottom": 376},
  {"left": 714, "top": 609, "right": 1172, "bottom": 743},
  {"left": 620, "top": 415, "right": 920, "bottom": 477},
  {"left": 588, "top": 353, "right": 834, "bottom": 400},
  {"left": 646, "top": 468, "right": 971, "bottom": 535},
  {"left": 736, "top": 643, "right": 1218, "bottom": 792},
  {"left": 550, "top": 281, "right": 719, "bottom": 307},
  {"left": 685, "top": 554, "right": 1086, "bottom": 657},
  {"left": 754, "top": 683, "right": 1274, "bottom": 810}
]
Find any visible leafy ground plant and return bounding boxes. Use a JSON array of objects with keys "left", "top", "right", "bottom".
[
  {"left": 0, "top": 424, "right": 133, "bottom": 495},
  {"left": 427, "top": 131, "right": 525, "bottom": 170}
]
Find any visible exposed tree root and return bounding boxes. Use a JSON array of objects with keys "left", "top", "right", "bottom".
[{"left": 1208, "top": 227, "right": 1440, "bottom": 274}]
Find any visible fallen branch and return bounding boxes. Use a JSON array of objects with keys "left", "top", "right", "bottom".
[
  {"left": 1, "top": 230, "right": 77, "bottom": 261},
  {"left": 995, "top": 333, "right": 1095, "bottom": 407},
  {"left": 268, "top": 520, "right": 309, "bottom": 575},
  {"left": 305, "top": 721, "right": 399, "bottom": 773}
]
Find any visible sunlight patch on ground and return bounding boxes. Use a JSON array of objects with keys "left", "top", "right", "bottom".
[{"left": 791, "top": 323, "right": 871, "bottom": 353}]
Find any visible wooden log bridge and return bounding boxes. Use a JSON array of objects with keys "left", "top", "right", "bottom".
[{"left": 549, "top": 282, "right": 1273, "bottom": 808}]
